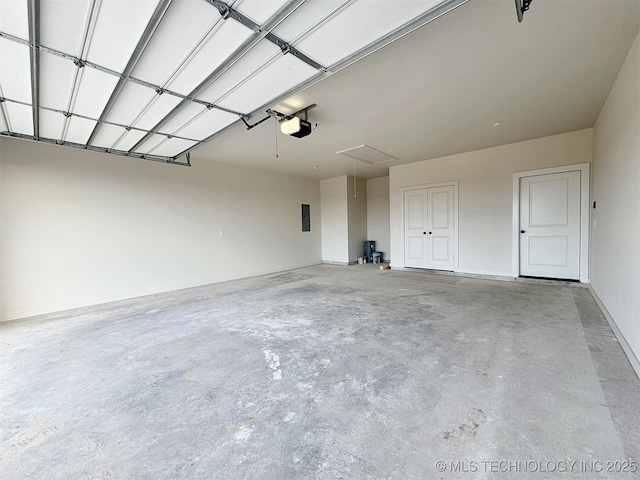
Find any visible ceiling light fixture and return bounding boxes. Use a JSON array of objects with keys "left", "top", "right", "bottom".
[{"left": 491, "top": 121, "right": 503, "bottom": 127}]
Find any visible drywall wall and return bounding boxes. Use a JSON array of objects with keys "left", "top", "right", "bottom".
[
  {"left": 320, "top": 175, "right": 349, "bottom": 264},
  {"left": 591, "top": 31, "right": 640, "bottom": 377},
  {"left": 0, "top": 138, "right": 321, "bottom": 321},
  {"left": 367, "top": 177, "right": 390, "bottom": 262},
  {"left": 389, "top": 129, "right": 593, "bottom": 275},
  {"left": 0, "top": 140, "right": 3, "bottom": 314},
  {"left": 320, "top": 175, "right": 368, "bottom": 264},
  {"left": 347, "top": 176, "right": 367, "bottom": 263}
]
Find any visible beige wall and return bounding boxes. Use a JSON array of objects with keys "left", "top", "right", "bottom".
[
  {"left": 591, "top": 31, "right": 640, "bottom": 376},
  {"left": 367, "top": 177, "right": 390, "bottom": 262},
  {"left": 320, "top": 175, "right": 368, "bottom": 264},
  {"left": 389, "top": 129, "right": 593, "bottom": 275},
  {"left": 0, "top": 138, "right": 321, "bottom": 321},
  {"left": 320, "top": 176, "right": 349, "bottom": 264},
  {"left": 0, "top": 139, "right": 3, "bottom": 315},
  {"left": 347, "top": 176, "right": 367, "bottom": 263}
]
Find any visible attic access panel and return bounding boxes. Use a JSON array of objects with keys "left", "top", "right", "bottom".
[
  {"left": 337, "top": 144, "right": 399, "bottom": 165},
  {"left": 0, "top": 0, "right": 467, "bottom": 165}
]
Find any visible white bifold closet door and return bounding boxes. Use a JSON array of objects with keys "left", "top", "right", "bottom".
[{"left": 404, "top": 185, "right": 454, "bottom": 271}]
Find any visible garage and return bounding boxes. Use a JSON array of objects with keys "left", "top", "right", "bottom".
[{"left": 1, "top": 0, "right": 639, "bottom": 477}]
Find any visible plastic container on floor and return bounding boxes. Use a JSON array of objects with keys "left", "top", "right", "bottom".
[{"left": 364, "top": 241, "right": 375, "bottom": 263}]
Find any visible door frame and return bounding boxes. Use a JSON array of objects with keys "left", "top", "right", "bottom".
[
  {"left": 400, "top": 181, "right": 459, "bottom": 271},
  {"left": 512, "top": 163, "right": 590, "bottom": 282}
]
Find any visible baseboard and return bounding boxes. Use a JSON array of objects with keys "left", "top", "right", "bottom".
[
  {"left": 456, "top": 268, "right": 515, "bottom": 278},
  {"left": 389, "top": 265, "right": 515, "bottom": 281},
  {"left": 588, "top": 285, "right": 640, "bottom": 380},
  {"left": 392, "top": 266, "right": 591, "bottom": 287},
  {"left": 1, "top": 261, "right": 323, "bottom": 323},
  {"left": 322, "top": 261, "right": 350, "bottom": 266}
]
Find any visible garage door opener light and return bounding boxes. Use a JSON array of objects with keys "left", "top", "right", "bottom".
[
  {"left": 280, "top": 116, "right": 312, "bottom": 138},
  {"left": 242, "top": 103, "right": 317, "bottom": 139}
]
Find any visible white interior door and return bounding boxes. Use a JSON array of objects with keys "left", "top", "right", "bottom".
[
  {"left": 427, "top": 186, "right": 454, "bottom": 270},
  {"left": 404, "top": 185, "right": 454, "bottom": 270},
  {"left": 519, "top": 171, "right": 581, "bottom": 279},
  {"left": 404, "top": 189, "right": 428, "bottom": 268}
]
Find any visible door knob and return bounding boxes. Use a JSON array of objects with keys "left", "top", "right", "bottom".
[
  {"left": 520, "top": 230, "right": 525, "bottom": 233},
  {"left": 423, "top": 231, "right": 426, "bottom": 234},
  {"left": 428, "top": 232, "right": 432, "bottom": 234}
]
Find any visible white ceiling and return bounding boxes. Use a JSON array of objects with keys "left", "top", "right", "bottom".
[
  {"left": 1, "top": 0, "right": 469, "bottom": 163},
  {"left": 192, "top": 0, "right": 640, "bottom": 179},
  {"left": 1, "top": 0, "right": 638, "bottom": 177}
]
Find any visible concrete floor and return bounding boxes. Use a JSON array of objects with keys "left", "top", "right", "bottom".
[{"left": 1, "top": 265, "right": 639, "bottom": 479}]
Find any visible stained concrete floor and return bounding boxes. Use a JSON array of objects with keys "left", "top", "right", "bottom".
[{"left": 1, "top": 265, "right": 639, "bottom": 479}]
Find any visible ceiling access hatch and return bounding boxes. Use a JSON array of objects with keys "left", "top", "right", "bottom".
[{"left": 336, "top": 144, "right": 398, "bottom": 165}]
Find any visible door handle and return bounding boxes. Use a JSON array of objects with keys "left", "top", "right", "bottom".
[
  {"left": 428, "top": 232, "right": 432, "bottom": 234},
  {"left": 520, "top": 230, "right": 526, "bottom": 233},
  {"left": 423, "top": 231, "right": 426, "bottom": 234}
]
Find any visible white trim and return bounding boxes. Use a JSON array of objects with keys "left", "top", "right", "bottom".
[
  {"left": 399, "top": 181, "right": 459, "bottom": 271},
  {"left": 588, "top": 285, "right": 640, "bottom": 380},
  {"left": 383, "top": 266, "right": 581, "bottom": 285},
  {"left": 456, "top": 268, "right": 515, "bottom": 278},
  {"left": 322, "top": 261, "right": 353, "bottom": 266},
  {"left": 512, "top": 163, "right": 590, "bottom": 283},
  {"left": 397, "top": 266, "right": 512, "bottom": 280}
]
